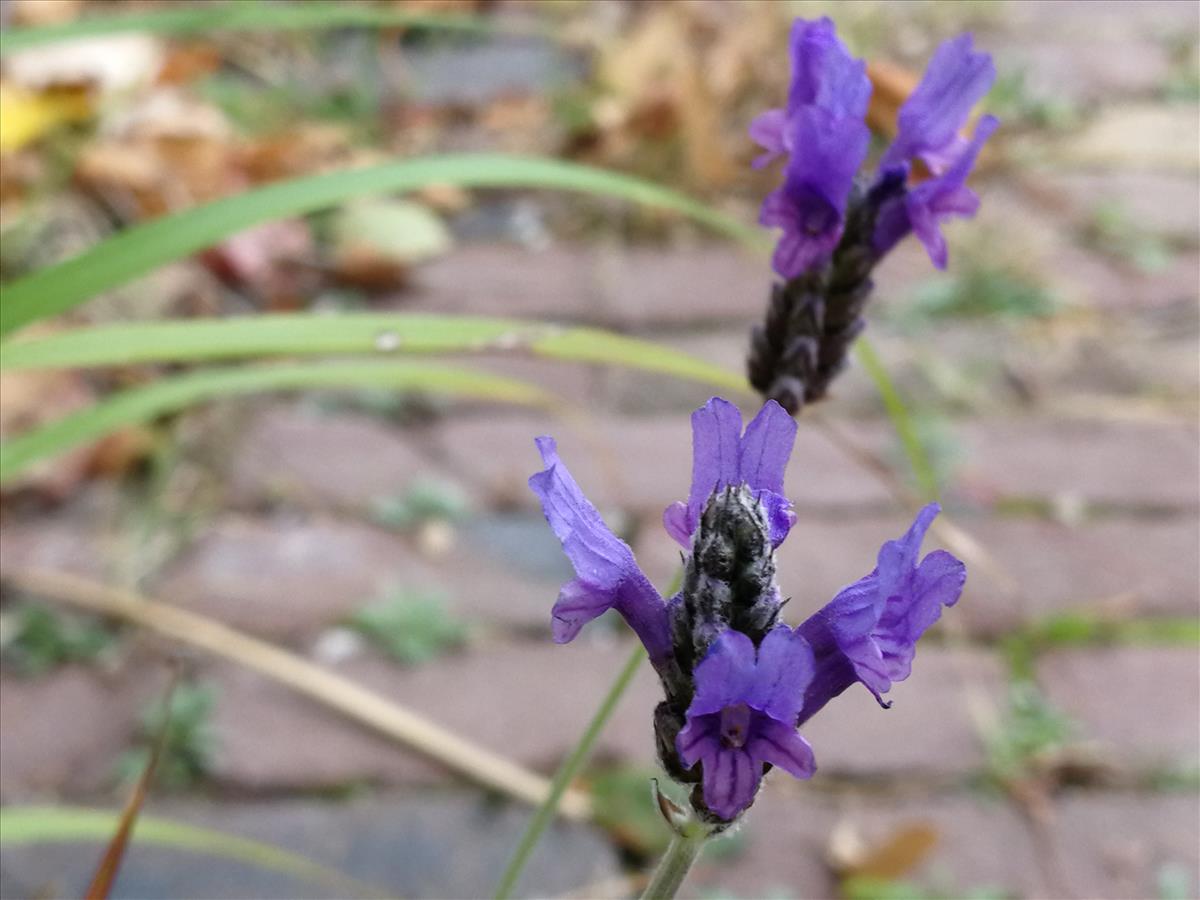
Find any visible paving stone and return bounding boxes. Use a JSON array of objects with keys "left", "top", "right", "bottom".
[
  {"left": 1051, "top": 171, "right": 1200, "bottom": 241},
  {"left": 797, "top": 648, "right": 1005, "bottom": 779},
  {"left": 0, "top": 485, "right": 125, "bottom": 581},
  {"left": 225, "top": 404, "right": 457, "bottom": 514},
  {"left": 0, "top": 665, "right": 158, "bottom": 800},
  {"left": 205, "top": 638, "right": 664, "bottom": 791},
  {"left": 408, "top": 242, "right": 769, "bottom": 329},
  {"left": 988, "top": 37, "right": 1170, "bottom": 104},
  {"left": 151, "top": 517, "right": 437, "bottom": 643},
  {"left": 403, "top": 243, "right": 595, "bottom": 321},
  {"left": 961, "top": 515, "right": 1200, "bottom": 626},
  {"left": 1036, "top": 646, "right": 1200, "bottom": 771},
  {"left": 952, "top": 417, "right": 1199, "bottom": 509},
  {"left": 428, "top": 409, "right": 694, "bottom": 515},
  {"left": 0, "top": 793, "right": 620, "bottom": 900},
  {"left": 1051, "top": 104, "right": 1200, "bottom": 172},
  {"left": 686, "top": 786, "right": 1042, "bottom": 899},
  {"left": 594, "top": 244, "right": 768, "bottom": 329},
  {"left": 1047, "top": 793, "right": 1200, "bottom": 900}
]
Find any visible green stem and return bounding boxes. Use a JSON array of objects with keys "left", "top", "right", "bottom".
[
  {"left": 639, "top": 823, "right": 709, "bottom": 900},
  {"left": 492, "top": 642, "right": 646, "bottom": 900}
]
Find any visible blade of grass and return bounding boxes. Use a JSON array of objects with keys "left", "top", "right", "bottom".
[
  {"left": 0, "top": 359, "right": 550, "bottom": 483},
  {"left": 3, "top": 568, "right": 591, "bottom": 821},
  {"left": 0, "top": 2, "right": 497, "bottom": 56},
  {"left": 853, "top": 337, "right": 940, "bottom": 502},
  {"left": 84, "top": 671, "right": 179, "bottom": 900},
  {"left": 0, "top": 314, "right": 750, "bottom": 393},
  {"left": 0, "top": 807, "right": 385, "bottom": 898},
  {"left": 0, "top": 154, "right": 759, "bottom": 338}
]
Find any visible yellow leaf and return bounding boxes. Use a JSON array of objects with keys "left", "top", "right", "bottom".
[{"left": 0, "top": 82, "right": 91, "bottom": 153}]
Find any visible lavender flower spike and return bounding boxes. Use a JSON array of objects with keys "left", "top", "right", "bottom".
[
  {"left": 676, "top": 626, "right": 816, "bottom": 820},
  {"left": 797, "top": 503, "right": 966, "bottom": 723},
  {"left": 874, "top": 114, "right": 999, "bottom": 268},
  {"left": 529, "top": 437, "right": 671, "bottom": 661},
  {"left": 663, "top": 398, "right": 797, "bottom": 550},
  {"left": 879, "top": 33, "right": 997, "bottom": 175}
]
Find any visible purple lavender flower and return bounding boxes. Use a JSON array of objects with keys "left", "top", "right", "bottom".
[
  {"left": 749, "top": 17, "right": 871, "bottom": 169},
  {"left": 873, "top": 114, "right": 999, "bottom": 268},
  {"left": 797, "top": 502, "right": 966, "bottom": 723},
  {"left": 750, "top": 17, "right": 873, "bottom": 279},
  {"left": 529, "top": 436, "right": 671, "bottom": 662},
  {"left": 879, "top": 33, "right": 997, "bottom": 175},
  {"left": 676, "top": 626, "right": 816, "bottom": 820},
  {"left": 531, "top": 400, "right": 966, "bottom": 824},
  {"left": 663, "top": 397, "right": 798, "bottom": 550}
]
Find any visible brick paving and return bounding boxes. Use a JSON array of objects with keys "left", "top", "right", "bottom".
[{"left": 2, "top": 3, "right": 1198, "bottom": 898}]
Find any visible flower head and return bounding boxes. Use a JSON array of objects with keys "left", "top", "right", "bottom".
[
  {"left": 663, "top": 398, "right": 798, "bottom": 550},
  {"left": 879, "top": 33, "right": 997, "bottom": 175},
  {"left": 532, "top": 401, "right": 967, "bottom": 826},
  {"left": 750, "top": 17, "right": 873, "bottom": 279},
  {"left": 529, "top": 437, "right": 671, "bottom": 661},
  {"left": 797, "top": 503, "right": 967, "bottom": 722},
  {"left": 676, "top": 627, "right": 816, "bottom": 820}
]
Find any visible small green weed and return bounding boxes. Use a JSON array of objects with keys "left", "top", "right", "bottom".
[
  {"left": 988, "top": 69, "right": 1081, "bottom": 131},
  {"left": 371, "top": 477, "right": 470, "bottom": 530},
  {"left": 906, "top": 266, "right": 1057, "bottom": 324},
  {"left": 348, "top": 589, "right": 467, "bottom": 665},
  {"left": 984, "top": 682, "right": 1075, "bottom": 784},
  {"left": 0, "top": 604, "right": 117, "bottom": 676},
  {"left": 119, "top": 682, "right": 218, "bottom": 790},
  {"left": 1082, "top": 201, "right": 1173, "bottom": 273}
]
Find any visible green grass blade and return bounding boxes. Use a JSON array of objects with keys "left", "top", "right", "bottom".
[
  {"left": 0, "top": 154, "right": 759, "bottom": 339},
  {"left": 853, "top": 337, "right": 940, "bottom": 502},
  {"left": 0, "top": 314, "right": 750, "bottom": 393},
  {"left": 0, "top": 360, "right": 550, "bottom": 483},
  {"left": 0, "top": 806, "right": 385, "bottom": 897},
  {"left": 0, "top": 2, "right": 493, "bottom": 56}
]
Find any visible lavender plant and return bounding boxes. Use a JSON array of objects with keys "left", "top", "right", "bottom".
[
  {"left": 747, "top": 18, "right": 997, "bottom": 413},
  {"left": 519, "top": 17, "right": 996, "bottom": 897}
]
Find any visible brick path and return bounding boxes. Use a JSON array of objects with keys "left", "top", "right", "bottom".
[{"left": 2, "top": 2, "right": 1198, "bottom": 898}]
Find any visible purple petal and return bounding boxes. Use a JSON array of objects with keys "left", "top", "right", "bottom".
[
  {"left": 880, "top": 33, "right": 996, "bottom": 173},
  {"left": 530, "top": 436, "right": 671, "bottom": 659},
  {"left": 672, "top": 398, "right": 744, "bottom": 548},
  {"left": 738, "top": 399, "right": 797, "bottom": 496},
  {"left": 749, "top": 108, "right": 788, "bottom": 168},
  {"left": 757, "top": 489, "right": 797, "bottom": 548},
  {"left": 550, "top": 578, "right": 616, "bottom": 644},
  {"left": 876, "top": 503, "right": 941, "bottom": 599},
  {"left": 902, "top": 115, "right": 998, "bottom": 269},
  {"left": 787, "top": 17, "right": 871, "bottom": 120},
  {"left": 529, "top": 437, "right": 636, "bottom": 591},
  {"left": 675, "top": 713, "right": 721, "bottom": 769},
  {"left": 662, "top": 501, "right": 692, "bottom": 548},
  {"left": 747, "top": 717, "right": 817, "bottom": 779},
  {"left": 701, "top": 747, "right": 760, "bottom": 820},
  {"left": 688, "top": 629, "right": 758, "bottom": 716},
  {"left": 745, "top": 625, "right": 814, "bottom": 723},
  {"left": 872, "top": 548, "right": 966, "bottom": 683}
]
